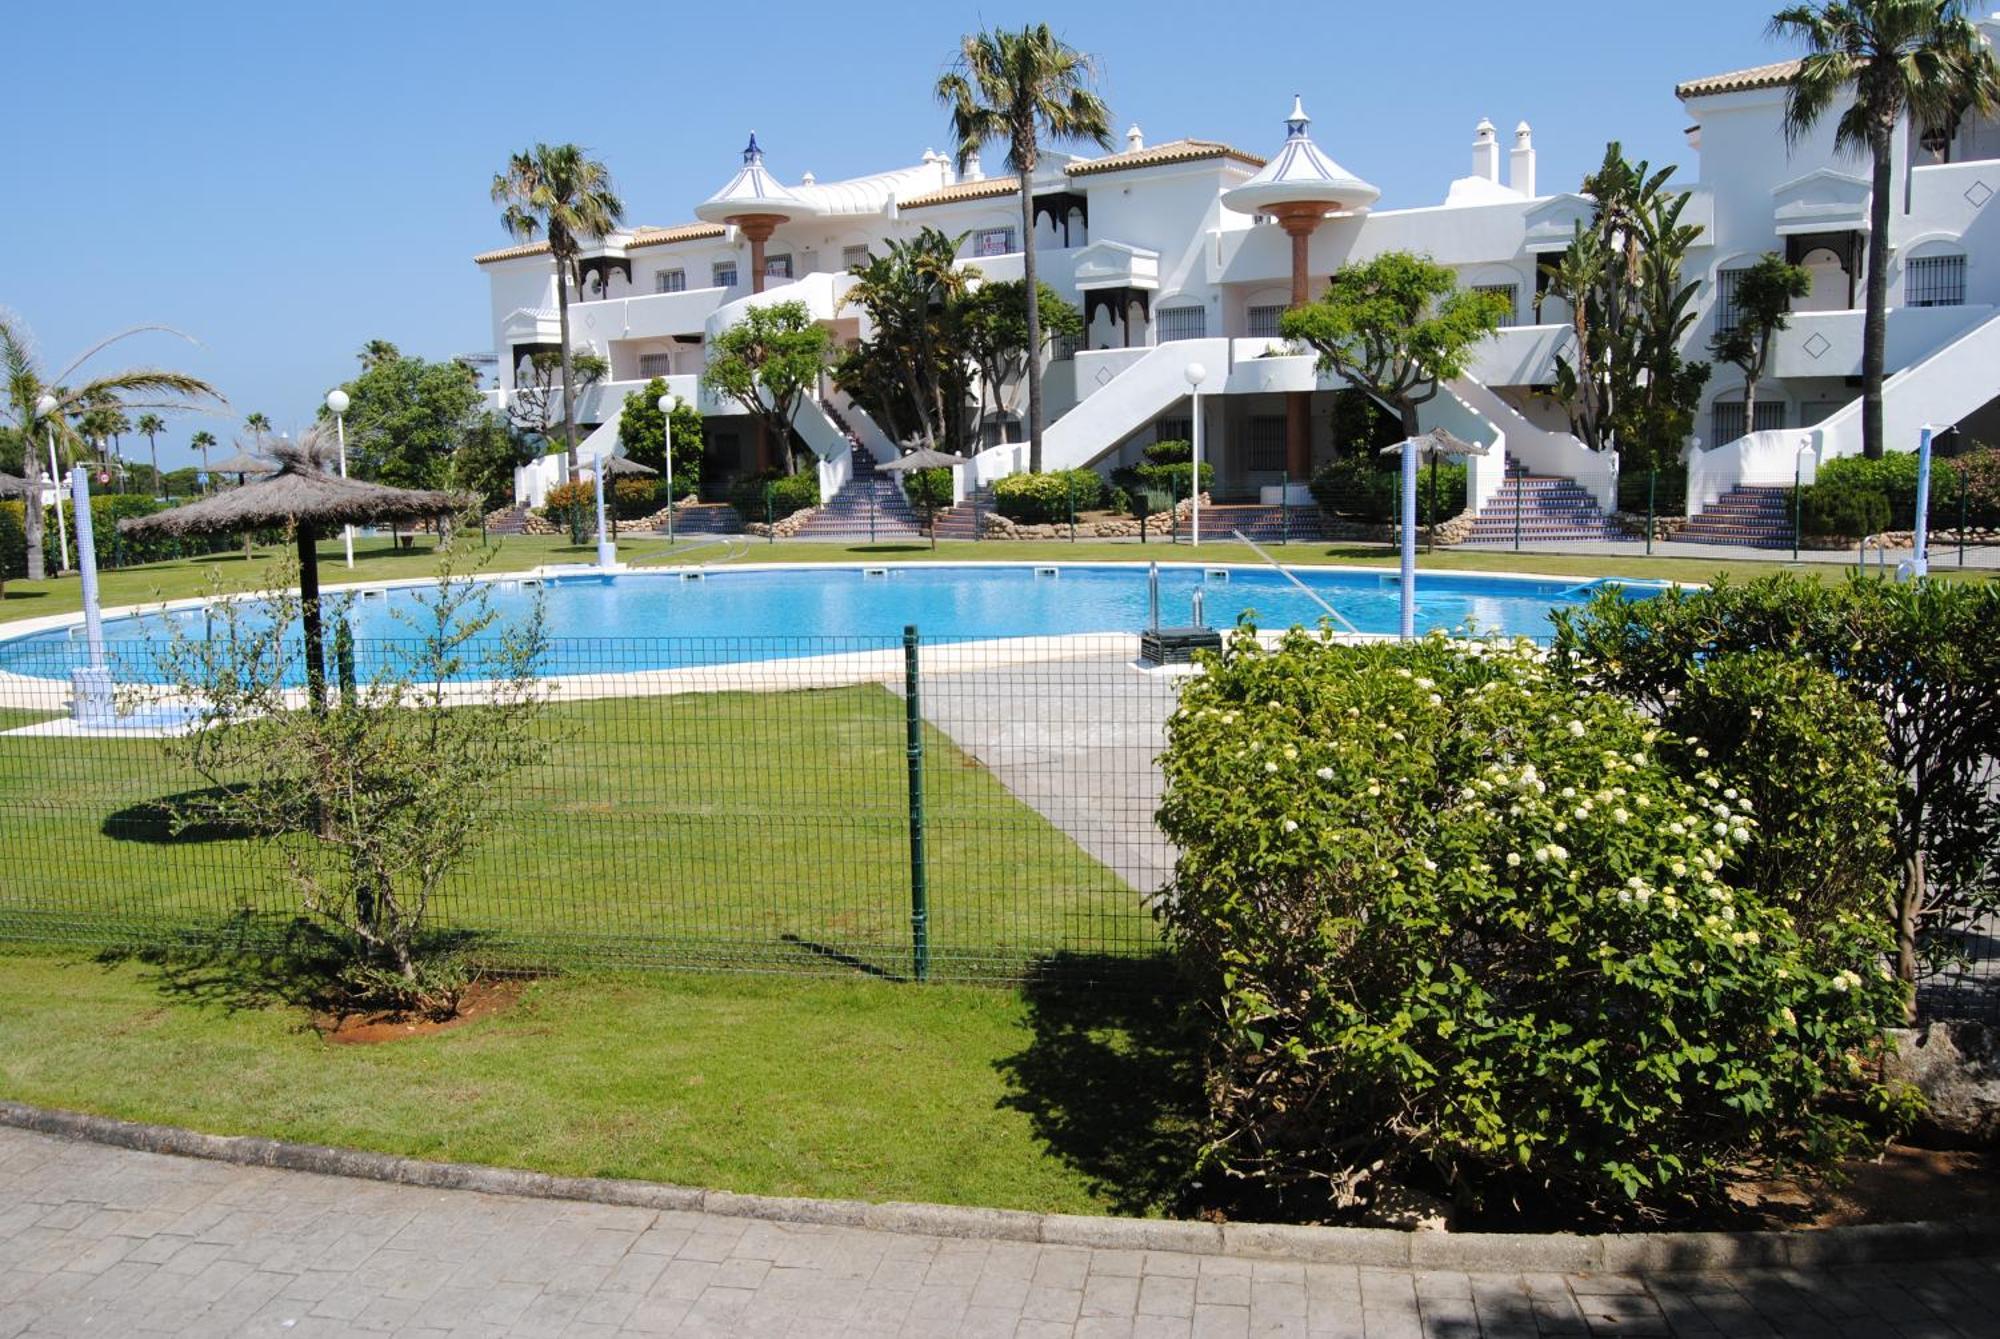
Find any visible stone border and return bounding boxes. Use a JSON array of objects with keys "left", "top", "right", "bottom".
[{"left": 4, "top": 1100, "right": 1993, "bottom": 1273}]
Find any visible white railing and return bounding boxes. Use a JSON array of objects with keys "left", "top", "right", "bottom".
[
  {"left": 1423, "top": 386, "right": 1508, "bottom": 514},
  {"left": 816, "top": 441, "right": 852, "bottom": 507},
  {"left": 1689, "top": 306, "right": 2000, "bottom": 512},
  {"left": 1447, "top": 377, "right": 1615, "bottom": 511}
]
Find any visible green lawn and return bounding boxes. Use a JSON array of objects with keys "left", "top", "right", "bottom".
[
  {"left": 0, "top": 952, "right": 1196, "bottom": 1215},
  {"left": 2, "top": 532, "right": 1986, "bottom": 627},
  {"left": 0, "top": 687, "right": 1153, "bottom": 979}
]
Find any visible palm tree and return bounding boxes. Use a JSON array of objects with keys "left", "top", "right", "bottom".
[
  {"left": 244, "top": 411, "right": 271, "bottom": 446},
  {"left": 491, "top": 144, "right": 625, "bottom": 473},
  {"left": 938, "top": 25, "right": 1112, "bottom": 474},
  {"left": 190, "top": 430, "right": 217, "bottom": 492},
  {"left": 1772, "top": 0, "right": 2000, "bottom": 459},
  {"left": 136, "top": 412, "right": 165, "bottom": 498},
  {"left": 0, "top": 314, "right": 222, "bottom": 578}
]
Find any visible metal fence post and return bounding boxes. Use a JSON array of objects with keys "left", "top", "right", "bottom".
[
  {"left": 765, "top": 483, "right": 775, "bottom": 545},
  {"left": 1067, "top": 477, "right": 1076, "bottom": 543},
  {"left": 1280, "top": 470, "right": 1290, "bottom": 545},
  {"left": 903, "top": 624, "right": 930, "bottom": 983}
]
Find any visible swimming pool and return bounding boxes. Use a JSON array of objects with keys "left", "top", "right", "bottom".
[{"left": 0, "top": 562, "right": 1658, "bottom": 682}]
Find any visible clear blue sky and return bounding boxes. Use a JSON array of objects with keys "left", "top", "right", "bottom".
[{"left": 7, "top": 0, "right": 1789, "bottom": 469}]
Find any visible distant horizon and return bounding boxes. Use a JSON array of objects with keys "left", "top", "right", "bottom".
[{"left": 9, "top": 0, "right": 1798, "bottom": 469}]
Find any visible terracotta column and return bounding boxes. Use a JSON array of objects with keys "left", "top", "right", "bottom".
[
  {"left": 1273, "top": 204, "right": 1331, "bottom": 480},
  {"left": 730, "top": 214, "right": 784, "bottom": 468}
]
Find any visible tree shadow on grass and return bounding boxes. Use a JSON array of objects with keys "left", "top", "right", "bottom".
[
  {"left": 97, "top": 911, "right": 484, "bottom": 1018},
  {"left": 101, "top": 784, "right": 310, "bottom": 844},
  {"left": 994, "top": 953, "right": 1206, "bottom": 1217}
]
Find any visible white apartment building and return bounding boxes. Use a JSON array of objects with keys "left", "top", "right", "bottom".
[{"left": 478, "top": 17, "right": 2000, "bottom": 537}]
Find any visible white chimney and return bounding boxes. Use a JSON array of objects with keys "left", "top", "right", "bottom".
[
  {"left": 964, "top": 155, "right": 984, "bottom": 182},
  {"left": 1126, "top": 123, "right": 1145, "bottom": 152},
  {"left": 1509, "top": 122, "right": 1536, "bottom": 197},
  {"left": 1472, "top": 118, "right": 1499, "bottom": 183}
]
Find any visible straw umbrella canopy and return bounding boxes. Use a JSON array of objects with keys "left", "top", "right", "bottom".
[
  {"left": 588, "top": 454, "right": 656, "bottom": 477},
  {"left": 1380, "top": 428, "right": 1489, "bottom": 553},
  {"left": 119, "top": 430, "right": 468, "bottom": 708},
  {"left": 880, "top": 449, "right": 969, "bottom": 549},
  {"left": 0, "top": 471, "right": 28, "bottom": 497}
]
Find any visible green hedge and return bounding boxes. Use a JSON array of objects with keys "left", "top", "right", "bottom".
[
  {"left": 901, "top": 467, "right": 953, "bottom": 517},
  {"left": 2, "top": 497, "right": 246, "bottom": 569},
  {"left": 1796, "top": 449, "right": 2000, "bottom": 538},
  {"left": 729, "top": 469, "right": 820, "bottom": 522},
  {"left": 991, "top": 469, "right": 1105, "bottom": 524},
  {"left": 1309, "top": 456, "right": 1465, "bottom": 525}
]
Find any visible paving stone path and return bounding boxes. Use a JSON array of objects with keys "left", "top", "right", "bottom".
[{"left": 3, "top": 1127, "right": 1996, "bottom": 1337}]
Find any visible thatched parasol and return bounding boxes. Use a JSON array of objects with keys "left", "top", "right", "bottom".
[
  {"left": 878, "top": 448, "right": 969, "bottom": 472},
  {"left": 588, "top": 454, "right": 656, "bottom": 477},
  {"left": 0, "top": 471, "right": 28, "bottom": 498},
  {"left": 120, "top": 430, "right": 468, "bottom": 708}
]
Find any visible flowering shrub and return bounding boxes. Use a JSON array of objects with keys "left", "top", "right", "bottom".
[{"left": 1155, "top": 631, "right": 1905, "bottom": 1218}]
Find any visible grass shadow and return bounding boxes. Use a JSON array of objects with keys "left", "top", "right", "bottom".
[
  {"left": 994, "top": 952, "right": 1204, "bottom": 1217},
  {"left": 777, "top": 933, "right": 903, "bottom": 982}
]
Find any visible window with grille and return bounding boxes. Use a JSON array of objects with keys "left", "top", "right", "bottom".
[
  {"left": 1715, "top": 267, "right": 1750, "bottom": 333},
  {"left": 1247, "top": 304, "right": 1286, "bottom": 338},
  {"left": 638, "top": 353, "right": 676, "bottom": 377},
  {"left": 712, "top": 262, "right": 738, "bottom": 289},
  {"left": 1907, "top": 254, "right": 1966, "bottom": 307},
  {"left": 1052, "top": 332, "right": 1082, "bottom": 362},
  {"left": 1157, "top": 306, "right": 1206, "bottom": 342},
  {"left": 1155, "top": 418, "right": 1192, "bottom": 444},
  {"left": 1249, "top": 416, "right": 1287, "bottom": 472},
  {"left": 1710, "top": 399, "right": 1787, "bottom": 444},
  {"left": 654, "top": 269, "right": 686, "bottom": 294},
  {"left": 765, "top": 254, "right": 793, "bottom": 280},
  {"left": 1473, "top": 283, "right": 1519, "bottom": 328},
  {"left": 842, "top": 244, "right": 870, "bottom": 270},
  {"left": 973, "top": 227, "right": 1017, "bottom": 257}
]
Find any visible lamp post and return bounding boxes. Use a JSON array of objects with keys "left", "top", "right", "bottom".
[
  {"left": 1184, "top": 362, "right": 1208, "bottom": 548},
  {"left": 1398, "top": 437, "right": 1419, "bottom": 641},
  {"left": 657, "top": 392, "right": 677, "bottom": 551},
  {"left": 34, "top": 394, "right": 70, "bottom": 574},
  {"left": 325, "top": 389, "right": 353, "bottom": 568}
]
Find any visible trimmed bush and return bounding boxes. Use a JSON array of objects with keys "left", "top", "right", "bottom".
[
  {"left": 729, "top": 469, "right": 819, "bottom": 522},
  {"left": 1661, "top": 652, "right": 1896, "bottom": 934},
  {"left": 1553, "top": 573, "right": 2000, "bottom": 993},
  {"left": 901, "top": 466, "right": 953, "bottom": 520},
  {"left": 612, "top": 476, "right": 663, "bottom": 519},
  {"left": 1133, "top": 441, "right": 1215, "bottom": 500},
  {"left": 1310, "top": 456, "right": 1465, "bottom": 525},
  {"left": 1156, "top": 631, "right": 1905, "bottom": 1217},
  {"left": 0, "top": 503, "right": 23, "bottom": 595},
  {"left": 992, "top": 469, "right": 1105, "bottom": 524}
]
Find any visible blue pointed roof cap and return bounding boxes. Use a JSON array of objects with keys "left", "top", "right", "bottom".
[
  {"left": 1221, "top": 95, "right": 1381, "bottom": 216},
  {"left": 695, "top": 129, "right": 816, "bottom": 224}
]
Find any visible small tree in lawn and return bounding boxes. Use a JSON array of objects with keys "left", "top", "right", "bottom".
[
  {"left": 0, "top": 503, "right": 24, "bottom": 599},
  {"left": 1708, "top": 253, "right": 1814, "bottom": 444},
  {"left": 616, "top": 378, "right": 704, "bottom": 501},
  {"left": 1282, "top": 253, "right": 1507, "bottom": 535},
  {"left": 700, "top": 301, "right": 831, "bottom": 476},
  {"left": 149, "top": 531, "right": 553, "bottom": 1014}
]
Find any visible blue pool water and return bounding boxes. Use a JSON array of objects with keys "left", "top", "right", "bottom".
[{"left": 0, "top": 563, "right": 1658, "bottom": 682}]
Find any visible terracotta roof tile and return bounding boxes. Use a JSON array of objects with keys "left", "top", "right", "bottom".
[
  {"left": 473, "top": 239, "right": 551, "bottom": 264},
  {"left": 899, "top": 176, "right": 1024, "bottom": 210},
  {"left": 1065, "top": 138, "right": 1265, "bottom": 178},
  {"left": 627, "top": 222, "right": 728, "bottom": 249},
  {"left": 1676, "top": 59, "right": 1801, "bottom": 99}
]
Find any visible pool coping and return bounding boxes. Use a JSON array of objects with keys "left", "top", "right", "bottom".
[{"left": 0, "top": 1099, "right": 1988, "bottom": 1273}]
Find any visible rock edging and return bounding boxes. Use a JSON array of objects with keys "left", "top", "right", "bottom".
[{"left": 2, "top": 1100, "right": 1992, "bottom": 1272}]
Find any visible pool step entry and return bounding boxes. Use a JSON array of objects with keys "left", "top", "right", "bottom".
[
  {"left": 791, "top": 407, "right": 922, "bottom": 540},
  {"left": 1466, "top": 460, "right": 1621, "bottom": 543},
  {"left": 1680, "top": 484, "right": 1796, "bottom": 550}
]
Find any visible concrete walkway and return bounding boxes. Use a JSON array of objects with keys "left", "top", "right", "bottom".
[{"left": 2, "top": 1127, "right": 1994, "bottom": 1338}]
